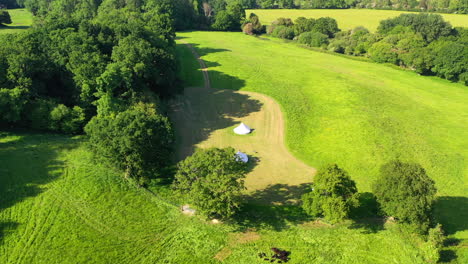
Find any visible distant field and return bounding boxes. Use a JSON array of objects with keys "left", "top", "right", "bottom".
[
  {"left": 0, "top": 132, "right": 444, "bottom": 263},
  {"left": 0, "top": 9, "right": 32, "bottom": 34},
  {"left": 247, "top": 9, "right": 468, "bottom": 31},
  {"left": 176, "top": 32, "right": 468, "bottom": 247}
]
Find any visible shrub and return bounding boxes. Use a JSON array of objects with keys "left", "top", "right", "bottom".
[
  {"left": 50, "top": 104, "right": 86, "bottom": 134},
  {"left": 368, "top": 42, "right": 398, "bottom": 64},
  {"left": 272, "top": 17, "right": 294, "bottom": 27},
  {"left": 271, "top": 25, "right": 295, "bottom": 40},
  {"left": 298, "top": 31, "right": 329, "bottom": 48},
  {"left": 25, "top": 98, "right": 56, "bottom": 130},
  {"left": 0, "top": 87, "right": 28, "bottom": 124}
]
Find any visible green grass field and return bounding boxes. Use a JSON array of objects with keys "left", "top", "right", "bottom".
[
  {"left": 176, "top": 32, "right": 468, "bottom": 246},
  {"left": 247, "top": 9, "right": 468, "bottom": 31},
  {"left": 0, "top": 132, "right": 449, "bottom": 263},
  {"left": 0, "top": 9, "right": 32, "bottom": 35}
]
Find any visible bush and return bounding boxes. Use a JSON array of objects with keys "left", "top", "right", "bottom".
[
  {"left": 372, "top": 160, "right": 437, "bottom": 232},
  {"left": 272, "top": 17, "right": 294, "bottom": 27},
  {"left": 298, "top": 31, "right": 329, "bottom": 48},
  {"left": 368, "top": 42, "right": 398, "bottom": 64},
  {"left": 0, "top": 87, "right": 28, "bottom": 124},
  {"left": 302, "top": 164, "right": 359, "bottom": 223},
  {"left": 50, "top": 104, "right": 86, "bottom": 134},
  {"left": 173, "top": 147, "right": 247, "bottom": 219},
  {"left": 212, "top": 10, "right": 236, "bottom": 31},
  {"left": 271, "top": 25, "right": 295, "bottom": 40},
  {"left": 25, "top": 98, "right": 56, "bottom": 130}
]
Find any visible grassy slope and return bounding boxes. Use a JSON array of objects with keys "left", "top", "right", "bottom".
[
  {"left": 247, "top": 9, "right": 468, "bottom": 31},
  {"left": 0, "top": 132, "right": 441, "bottom": 263},
  {"left": 0, "top": 9, "right": 32, "bottom": 35},
  {"left": 176, "top": 32, "right": 468, "bottom": 242}
]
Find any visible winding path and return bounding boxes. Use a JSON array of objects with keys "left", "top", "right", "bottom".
[{"left": 172, "top": 41, "right": 316, "bottom": 204}]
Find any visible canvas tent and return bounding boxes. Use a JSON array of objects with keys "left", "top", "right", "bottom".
[
  {"left": 233, "top": 123, "right": 251, "bottom": 135},
  {"left": 235, "top": 151, "right": 249, "bottom": 163}
]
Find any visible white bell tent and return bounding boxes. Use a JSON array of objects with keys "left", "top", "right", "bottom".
[{"left": 233, "top": 123, "right": 251, "bottom": 135}]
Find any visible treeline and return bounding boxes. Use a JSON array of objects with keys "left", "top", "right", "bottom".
[
  {"left": 264, "top": 13, "right": 468, "bottom": 85},
  {"left": 0, "top": 0, "right": 180, "bottom": 183},
  {"left": 170, "top": 0, "right": 467, "bottom": 18}
]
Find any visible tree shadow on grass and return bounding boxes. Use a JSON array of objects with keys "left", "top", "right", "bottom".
[
  {"left": 233, "top": 202, "right": 311, "bottom": 232},
  {"left": 246, "top": 183, "right": 311, "bottom": 206},
  {"left": 0, "top": 25, "right": 29, "bottom": 30},
  {"left": 170, "top": 86, "right": 262, "bottom": 161},
  {"left": 0, "top": 221, "right": 19, "bottom": 244},
  {"left": 0, "top": 131, "right": 80, "bottom": 212},
  {"left": 434, "top": 196, "right": 468, "bottom": 236}
]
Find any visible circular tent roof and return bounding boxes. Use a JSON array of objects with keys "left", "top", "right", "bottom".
[
  {"left": 235, "top": 151, "right": 249, "bottom": 163},
  {"left": 233, "top": 123, "right": 251, "bottom": 135}
]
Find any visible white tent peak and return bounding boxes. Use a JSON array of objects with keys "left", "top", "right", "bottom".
[
  {"left": 233, "top": 122, "right": 251, "bottom": 135},
  {"left": 235, "top": 151, "right": 249, "bottom": 163}
]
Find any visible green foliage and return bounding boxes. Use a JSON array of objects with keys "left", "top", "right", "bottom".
[
  {"left": 373, "top": 160, "right": 437, "bottom": 232},
  {"left": 293, "top": 16, "right": 315, "bottom": 36},
  {"left": 432, "top": 41, "right": 468, "bottom": 82},
  {"left": 312, "top": 17, "right": 340, "bottom": 38},
  {"left": 378, "top": 13, "right": 452, "bottom": 42},
  {"left": 242, "top": 12, "right": 264, "bottom": 35},
  {"left": 85, "top": 103, "right": 173, "bottom": 184},
  {"left": 298, "top": 31, "right": 329, "bottom": 47},
  {"left": 173, "top": 147, "right": 247, "bottom": 219},
  {"left": 212, "top": 10, "right": 236, "bottom": 31},
  {"left": 50, "top": 104, "right": 86, "bottom": 134},
  {"left": 422, "top": 224, "right": 445, "bottom": 263},
  {"left": 0, "top": 87, "right": 28, "bottom": 123},
  {"left": 271, "top": 25, "right": 295, "bottom": 39},
  {"left": 368, "top": 42, "right": 398, "bottom": 64},
  {"left": 0, "top": 10, "right": 12, "bottom": 25},
  {"left": 302, "top": 164, "right": 358, "bottom": 223}
]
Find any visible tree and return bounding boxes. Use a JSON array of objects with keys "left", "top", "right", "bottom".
[
  {"left": 85, "top": 103, "right": 173, "bottom": 185},
  {"left": 271, "top": 25, "right": 295, "bottom": 39},
  {"left": 312, "top": 17, "right": 339, "bottom": 38},
  {"left": 372, "top": 160, "right": 437, "bottom": 232},
  {"left": 0, "top": 10, "right": 12, "bottom": 26},
  {"left": 302, "top": 164, "right": 359, "bottom": 223},
  {"left": 211, "top": 10, "right": 235, "bottom": 31},
  {"left": 368, "top": 42, "right": 398, "bottom": 64},
  {"left": 298, "top": 31, "right": 329, "bottom": 47},
  {"left": 173, "top": 147, "right": 247, "bottom": 219}
]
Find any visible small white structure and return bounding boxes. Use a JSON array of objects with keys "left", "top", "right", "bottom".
[
  {"left": 233, "top": 123, "right": 251, "bottom": 135},
  {"left": 235, "top": 151, "right": 249, "bottom": 163},
  {"left": 182, "top": 205, "right": 196, "bottom": 216}
]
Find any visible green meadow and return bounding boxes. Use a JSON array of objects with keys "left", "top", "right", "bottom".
[
  {"left": 247, "top": 9, "right": 468, "bottom": 31},
  {"left": 0, "top": 132, "right": 448, "bottom": 263},
  {"left": 176, "top": 31, "right": 468, "bottom": 244},
  {"left": 0, "top": 9, "right": 33, "bottom": 34}
]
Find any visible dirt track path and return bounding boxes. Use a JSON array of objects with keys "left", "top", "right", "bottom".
[{"left": 172, "top": 42, "right": 316, "bottom": 204}]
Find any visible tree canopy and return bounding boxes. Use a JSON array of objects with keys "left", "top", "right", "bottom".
[
  {"left": 173, "top": 147, "right": 248, "bottom": 219},
  {"left": 372, "top": 160, "right": 437, "bottom": 232},
  {"left": 302, "top": 164, "right": 358, "bottom": 223},
  {"left": 85, "top": 103, "right": 173, "bottom": 185}
]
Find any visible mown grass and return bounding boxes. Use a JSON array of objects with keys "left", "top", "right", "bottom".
[
  {"left": 0, "top": 9, "right": 33, "bottom": 34},
  {"left": 0, "top": 131, "right": 443, "bottom": 263},
  {"left": 175, "top": 32, "right": 468, "bottom": 247},
  {"left": 246, "top": 9, "right": 468, "bottom": 31}
]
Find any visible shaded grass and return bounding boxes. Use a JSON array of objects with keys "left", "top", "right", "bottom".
[
  {"left": 175, "top": 32, "right": 468, "bottom": 246},
  {"left": 0, "top": 131, "right": 440, "bottom": 263},
  {"left": 0, "top": 9, "right": 32, "bottom": 35},
  {"left": 247, "top": 9, "right": 468, "bottom": 31}
]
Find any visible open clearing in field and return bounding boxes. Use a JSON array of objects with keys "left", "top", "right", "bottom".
[
  {"left": 176, "top": 32, "right": 468, "bottom": 243},
  {"left": 172, "top": 42, "right": 315, "bottom": 203},
  {"left": 0, "top": 9, "right": 32, "bottom": 35},
  {"left": 0, "top": 132, "right": 444, "bottom": 263},
  {"left": 247, "top": 9, "right": 468, "bottom": 31}
]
